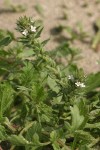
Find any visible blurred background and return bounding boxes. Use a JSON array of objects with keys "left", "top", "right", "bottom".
[{"left": 0, "top": 0, "right": 100, "bottom": 73}]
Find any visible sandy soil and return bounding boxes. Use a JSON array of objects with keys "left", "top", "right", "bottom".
[{"left": 0, "top": 0, "right": 100, "bottom": 74}]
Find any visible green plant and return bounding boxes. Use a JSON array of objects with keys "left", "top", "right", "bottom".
[
  {"left": 95, "top": 0, "right": 100, "bottom": 4},
  {"left": 4, "top": 0, "right": 27, "bottom": 13},
  {"left": 51, "top": 22, "right": 89, "bottom": 43},
  {"left": 92, "top": 18, "right": 100, "bottom": 51},
  {"left": 0, "top": 16, "right": 100, "bottom": 150},
  {"left": 34, "top": 4, "right": 44, "bottom": 17}
]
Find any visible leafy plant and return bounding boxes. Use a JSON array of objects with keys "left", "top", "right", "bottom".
[
  {"left": 51, "top": 23, "right": 89, "bottom": 43},
  {"left": 92, "top": 18, "right": 100, "bottom": 51},
  {"left": 34, "top": 4, "right": 44, "bottom": 17},
  {"left": 0, "top": 16, "right": 100, "bottom": 150},
  {"left": 4, "top": 0, "right": 27, "bottom": 13}
]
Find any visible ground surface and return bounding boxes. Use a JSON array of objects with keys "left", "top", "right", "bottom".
[{"left": 0, "top": 0, "right": 100, "bottom": 74}]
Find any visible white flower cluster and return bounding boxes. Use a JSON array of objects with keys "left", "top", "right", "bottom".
[
  {"left": 75, "top": 81, "right": 85, "bottom": 88},
  {"left": 68, "top": 75, "right": 74, "bottom": 80},
  {"left": 22, "top": 29, "right": 28, "bottom": 36},
  {"left": 30, "top": 25, "right": 36, "bottom": 32},
  {"left": 22, "top": 22, "right": 36, "bottom": 36},
  {"left": 68, "top": 75, "right": 85, "bottom": 88}
]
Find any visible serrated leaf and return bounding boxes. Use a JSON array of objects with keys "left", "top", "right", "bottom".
[
  {"left": 75, "top": 130, "right": 95, "bottom": 144},
  {"left": 85, "top": 122, "right": 100, "bottom": 129},
  {"left": 70, "top": 105, "right": 85, "bottom": 131},
  {"left": 47, "top": 76, "right": 59, "bottom": 92},
  {"left": 41, "top": 114, "right": 50, "bottom": 122},
  {"left": 26, "top": 121, "right": 41, "bottom": 142},
  {"left": 0, "top": 125, "right": 7, "bottom": 141},
  {"left": 89, "top": 109, "right": 100, "bottom": 120},
  {"left": 0, "top": 83, "right": 14, "bottom": 117},
  {"left": 8, "top": 135, "right": 31, "bottom": 146},
  {"left": 52, "top": 142, "right": 61, "bottom": 150},
  {"left": 50, "top": 130, "right": 58, "bottom": 142},
  {"left": 32, "top": 133, "right": 40, "bottom": 144}
]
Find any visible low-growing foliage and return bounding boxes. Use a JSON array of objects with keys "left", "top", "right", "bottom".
[
  {"left": 34, "top": 4, "right": 44, "bottom": 17},
  {"left": 92, "top": 18, "right": 100, "bottom": 51},
  {"left": 0, "top": 16, "right": 100, "bottom": 150},
  {"left": 4, "top": 0, "right": 27, "bottom": 13}
]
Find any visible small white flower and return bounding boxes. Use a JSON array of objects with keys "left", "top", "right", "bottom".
[
  {"left": 75, "top": 81, "right": 81, "bottom": 87},
  {"left": 75, "top": 81, "right": 85, "bottom": 88},
  {"left": 68, "top": 75, "right": 74, "bottom": 80},
  {"left": 80, "top": 83, "right": 86, "bottom": 87},
  {"left": 31, "top": 25, "right": 36, "bottom": 32},
  {"left": 22, "top": 29, "right": 28, "bottom": 36}
]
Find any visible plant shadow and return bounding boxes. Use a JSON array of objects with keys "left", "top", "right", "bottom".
[{"left": 0, "top": 8, "right": 15, "bottom": 14}]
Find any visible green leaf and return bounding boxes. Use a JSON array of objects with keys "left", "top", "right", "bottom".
[
  {"left": 35, "top": 26, "right": 44, "bottom": 38},
  {"left": 0, "top": 83, "right": 14, "bottom": 117},
  {"left": 78, "top": 145, "right": 90, "bottom": 150},
  {"left": 52, "top": 142, "right": 61, "bottom": 150},
  {"left": 85, "top": 122, "right": 100, "bottom": 129},
  {"left": 92, "top": 30, "right": 100, "bottom": 49},
  {"left": 75, "top": 130, "right": 95, "bottom": 144},
  {"left": 26, "top": 121, "right": 41, "bottom": 142},
  {"left": 41, "top": 38, "right": 50, "bottom": 47},
  {"left": 0, "top": 125, "right": 7, "bottom": 141},
  {"left": 8, "top": 135, "right": 31, "bottom": 146},
  {"left": 89, "top": 109, "right": 100, "bottom": 120},
  {"left": 50, "top": 131, "right": 61, "bottom": 150},
  {"left": 0, "top": 36, "right": 12, "bottom": 46},
  {"left": 86, "top": 72, "right": 100, "bottom": 92},
  {"left": 18, "top": 49, "right": 34, "bottom": 59},
  {"left": 70, "top": 105, "right": 85, "bottom": 131},
  {"left": 50, "top": 130, "right": 58, "bottom": 142},
  {"left": 41, "top": 114, "right": 50, "bottom": 122},
  {"left": 32, "top": 133, "right": 40, "bottom": 144},
  {"left": 32, "top": 133, "right": 50, "bottom": 147},
  {"left": 47, "top": 76, "right": 59, "bottom": 92}
]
